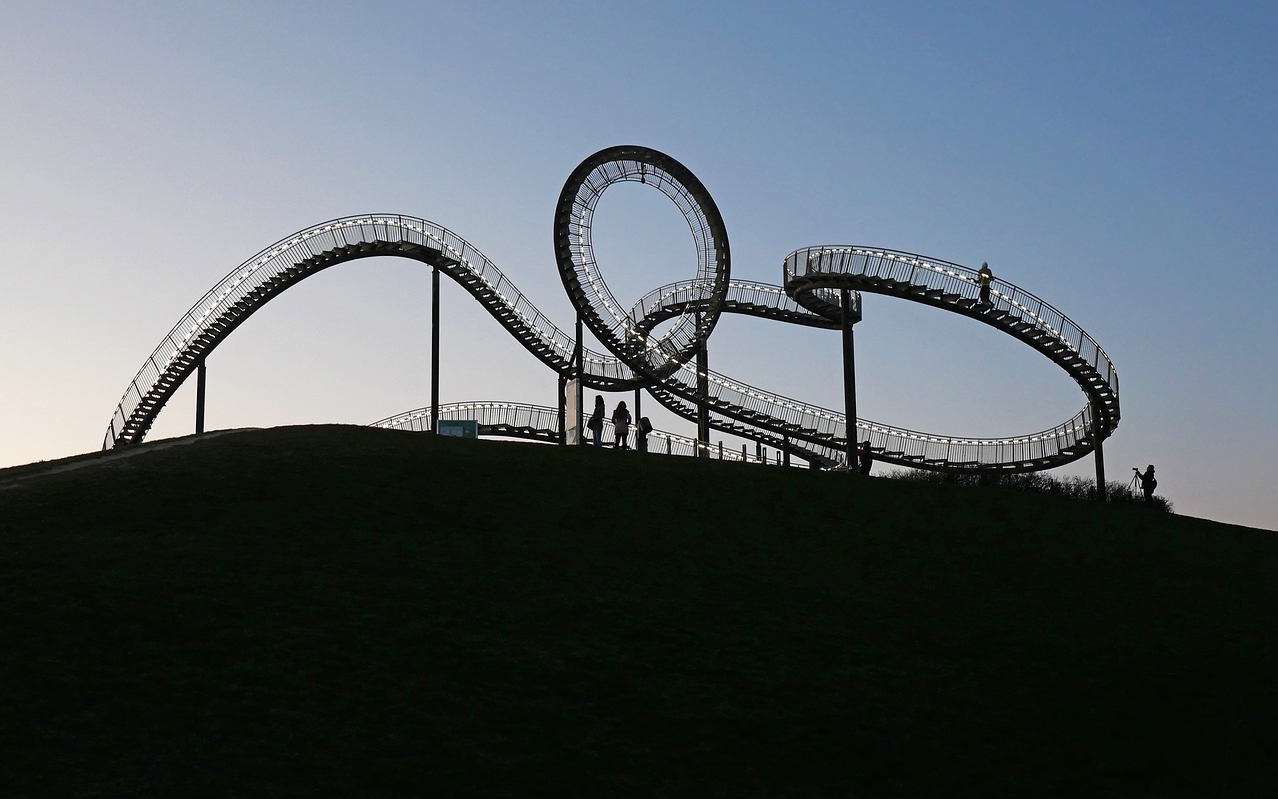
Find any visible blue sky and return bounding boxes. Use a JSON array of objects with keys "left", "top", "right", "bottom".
[{"left": 1, "top": 2, "right": 1274, "bottom": 529}]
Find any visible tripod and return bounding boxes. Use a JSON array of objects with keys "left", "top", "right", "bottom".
[{"left": 1127, "top": 469, "right": 1142, "bottom": 501}]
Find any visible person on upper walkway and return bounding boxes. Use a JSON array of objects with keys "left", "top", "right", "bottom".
[
  {"left": 612, "top": 401, "right": 632, "bottom": 450},
  {"left": 858, "top": 440, "right": 874, "bottom": 475},
  {"left": 977, "top": 262, "right": 994, "bottom": 306},
  {"left": 1137, "top": 464, "right": 1157, "bottom": 506},
  {"left": 587, "top": 395, "right": 605, "bottom": 447}
]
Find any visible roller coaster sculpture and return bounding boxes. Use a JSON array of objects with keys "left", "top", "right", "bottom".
[{"left": 104, "top": 146, "right": 1120, "bottom": 480}]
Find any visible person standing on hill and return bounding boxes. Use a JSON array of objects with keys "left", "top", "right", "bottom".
[
  {"left": 1137, "top": 464, "right": 1157, "bottom": 506},
  {"left": 587, "top": 396, "right": 605, "bottom": 447},
  {"left": 858, "top": 440, "right": 874, "bottom": 475},
  {"left": 977, "top": 262, "right": 994, "bottom": 306},
  {"left": 612, "top": 401, "right": 632, "bottom": 450}
]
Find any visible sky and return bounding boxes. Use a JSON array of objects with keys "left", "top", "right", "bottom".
[{"left": 0, "top": 2, "right": 1274, "bottom": 530}]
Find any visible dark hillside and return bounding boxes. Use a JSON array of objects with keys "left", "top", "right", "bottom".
[{"left": 2, "top": 426, "right": 1275, "bottom": 796}]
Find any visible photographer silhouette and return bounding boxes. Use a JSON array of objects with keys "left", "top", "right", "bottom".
[{"left": 1133, "top": 465, "right": 1157, "bottom": 506}]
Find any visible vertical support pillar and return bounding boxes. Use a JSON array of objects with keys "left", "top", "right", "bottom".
[
  {"left": 557, "top": 373, "right": 567, "bottom": 446},
  {"left": 1093, "top": 405, "right": 1107, "bottom": 501},
  {"left": 783, "top": 436, "right": 791, "bottom": 467},
  {"left": 696, "top": 314, "right": 709, "bottom": 458},
  {"left": 431, "top": 266, "right": 440, "bottom": 434},
  {"left": 634, "top": 388, "right": 641, "bottom": 424},
  {"left": 841, "top": 289, "right": 857, "bottom": 469},
  {"left": 195, "top": 358, "right": 206, "bottom": 435},
  {"left": 574, "top": 316, "right": 584, "bottom": 445}
]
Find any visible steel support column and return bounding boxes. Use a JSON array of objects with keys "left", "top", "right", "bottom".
[
  {"left": 558, "top": 373, "right": 567, "bottom": 446},
  {"left": 195, "top": 358, "right": 206, "bottom": 435},
  {"left": 431, "top": 266, "right": 440, "bottom": 434},
  {"left": 696, "top": 314, "right": 709, "bottom": 457},
  {"left": 1094, "top": 405, "right": 1107, "bottom": 501},
  {"left": 574, "top": 316, "right": 584, "bottom": 445},
  {"left": 841, "top": 289, "right": 857, "bottom": 469}
]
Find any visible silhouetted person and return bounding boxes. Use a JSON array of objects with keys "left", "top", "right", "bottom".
[
  {"left": 636, "top": 416, "right": 651, "bottom": 452},
  {"left": 587, "top": 395, "right": 605, "bottom": 447},
  {"left": 977, "top": 262, "right": 994, "bottom": 306},
  {"left": 612, "top": 401, "right": 632, "bottom": 450},
  {"left": 1137, "top": 464, "right": 1157, "bottom": 506},
  {"left": 858, "top": 440, "right": 874, "bottom": 475}
]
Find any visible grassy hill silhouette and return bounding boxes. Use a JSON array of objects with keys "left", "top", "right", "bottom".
[{"left": 2, "top": 426, "right": 1274, "bottom": 795}]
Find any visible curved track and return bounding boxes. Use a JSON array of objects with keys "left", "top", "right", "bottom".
[{"left": 105, "top": 146, "right": 1119, "bottom": 472}]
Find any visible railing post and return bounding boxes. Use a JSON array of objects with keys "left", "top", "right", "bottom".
[
  {"left": 841, "top": 289, "right": 857, "bottom": 469},
  {"left": 195, "top": 358, "right": 206, "bottom": 435},
  {"left": 431, "top": 265, "right": 440, "bottom": 434}
]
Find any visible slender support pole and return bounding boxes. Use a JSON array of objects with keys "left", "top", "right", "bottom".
[
  {"left": 574, "top": 316, "right": 584, "bottom": 445},
  {"left": 783, "top": 436, "right": 790, "bottom": 467},
  {"left": 841, "top": 289, "right": 857, "bottom": 469},
  {"left": 558, "top": 373, "right": 567, "bottom": 446},
  {"left": 431, "top": 264, "right": 442, "bottom": 432},
  {"left": 195, "top": 358, "right": 206, "bottom": 435},
  {"left": 634, "top": 388, "right": 641, "bottom": 424},
  {"left": 1093, "top": 405, "right": 1107, "bottom": 501},
  {"left": 696, "top": 315, "right": 709, "bottom": 457}
]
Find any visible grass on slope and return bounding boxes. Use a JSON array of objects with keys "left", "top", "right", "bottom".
[{"left": 1, "top": 426, "right": 1276, "bottom": 797}]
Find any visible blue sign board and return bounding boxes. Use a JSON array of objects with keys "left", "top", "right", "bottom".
[{"left": 438, "top": 420, "right": 478, "bottom": 439}]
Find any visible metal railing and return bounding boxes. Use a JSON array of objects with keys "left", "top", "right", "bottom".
[{"left": 371, "top": 401, "right": 771, "bottom": 464}]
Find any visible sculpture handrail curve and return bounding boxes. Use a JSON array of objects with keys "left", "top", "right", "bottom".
[{"left": 784, "top": 245, "right": 1119, "bottom": 431}]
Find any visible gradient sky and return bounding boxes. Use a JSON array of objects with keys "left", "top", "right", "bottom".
[{"left": 1, "top": 2, "right": 1274, "bottom": 529}]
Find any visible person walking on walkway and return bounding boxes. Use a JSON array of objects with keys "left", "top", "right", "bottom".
[
  {"left": 612, "top": 401, "right": 632, "bottom": 450},
  {"left": 587, "top": 395, "right": 605, "bottom": 447},
  {"left": 1137, "top": 464, "right": 1157, "bottom": 506},
  {"left": 977, "top": 262, "right": 994, "bottom": 306},
  {"left": 858, "top": 440, "right": 874, "bottom": 475}
]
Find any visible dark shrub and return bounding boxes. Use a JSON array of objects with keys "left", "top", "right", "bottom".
[{"left": 883, "top": 469, "right": 1173, "bottom": 512}]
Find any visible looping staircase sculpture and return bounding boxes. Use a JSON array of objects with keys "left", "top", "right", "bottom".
[{"left": 105, "top": 145, "right": 1119, "bottom": 473}]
